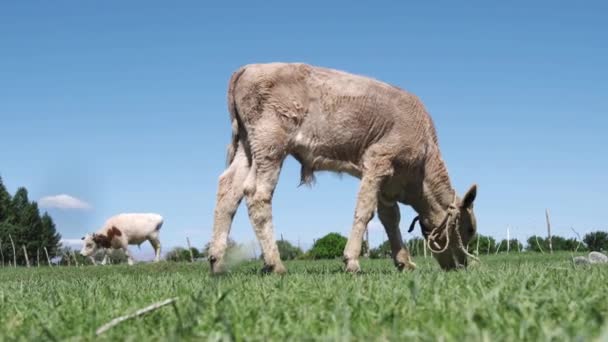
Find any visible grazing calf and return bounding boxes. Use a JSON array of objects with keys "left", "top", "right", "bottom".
[
  {"left": 209, "top": 62, "right": 478, "bottom": 274},
  {"left": 80, "top": 213, "right": 164, "bottom": 265}
]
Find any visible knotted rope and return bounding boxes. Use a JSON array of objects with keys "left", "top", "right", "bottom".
[{"left": 408, "top": 200, "right": 480, "bottom": 264}]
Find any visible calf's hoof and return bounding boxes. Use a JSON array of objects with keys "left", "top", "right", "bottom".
[
  {"left": 395, "top": 260, "right": 417, "bottom": 271},
  {"left": 209, "top": 256, "right": 225, "bottom": 275},
  {"left": 261, "top": 263, "right": 287, "bottom": 275},
  {"left": 343, "top": 258, "right": 361, "bottom": 273}
]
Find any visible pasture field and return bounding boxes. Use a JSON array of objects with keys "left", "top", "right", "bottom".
[{"left": 1, "top": 253, "right": 607, "bottom": 341}]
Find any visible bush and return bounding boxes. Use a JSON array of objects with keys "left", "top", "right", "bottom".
[
  {"left": 527, "top": 235, "right": 586, "bottom": 252},
  {"left": 308, "top": 233, "right": 348, "bottom": 259},
  {"left": 496, "top": 239, "right": 523, "bottom": 253},
  {"left": 276, "top": 240, "right": 303, "bottom": 260},
  {"left": 369, "top": 240, "right": 391, "bottom": 259},
  {"left": 166, "top": 247, "right": 201, "bottom": 262},
  {"left": 583, "top": 231, "right": 608, "bottom": 252},
  {"left": 468, "top": 234, "right": 497, "bottom": 255}
]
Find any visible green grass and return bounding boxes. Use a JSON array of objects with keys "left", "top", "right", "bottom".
[{"left": 1, "top": 253, "right": 607, "bottom": 341}]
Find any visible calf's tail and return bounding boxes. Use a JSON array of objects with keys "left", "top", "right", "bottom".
[{"left": 226, "top": 66, "right": 248, "bottom": 166}]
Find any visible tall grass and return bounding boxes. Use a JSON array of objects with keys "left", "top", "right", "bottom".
[{"left": 0, "top": 252, "right": 606, "bottom": 341}]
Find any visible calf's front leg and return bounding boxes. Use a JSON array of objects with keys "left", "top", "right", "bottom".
[{"left": 343, "top": 175, "right": 386, "bottom": 273}]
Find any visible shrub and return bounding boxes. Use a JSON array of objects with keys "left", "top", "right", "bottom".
[
  {"left": 583, "top": 231, "right": 608, "bottom": 252},
  {"left": 309, "top": 233, "right": 348, "bottom": 259}
]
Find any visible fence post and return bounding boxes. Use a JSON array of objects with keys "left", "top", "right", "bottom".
[
  {"left": 44, "top": 247, "right": 52, "bottom": 267},
  {"left": 8, "top": 234, "right": 16, "bottom": 268},
  {"left": 535, "top": 235, "right": 545, "bottom": 254},
  {"left": 37, "top": 249, "right": 40, "bottom": 267},
  {"left": 546, "top": 209, "right": 553, "bottom": 254},
  {"left": 71, "top": 251, "right": 79, "bottom": 267},
  {"left": 0, "top": 239, "right": 4, "bottom": 267},
  {"left": 487, "top": 236, "right": 491, "bottom": 255},
  {"left": 186, "top": 237, "right": 194, "bottom": 262},
  {"left": 22, "top": 245, "right": 30, "bottom": 267},
  {"left": 423, "top": 239, "right": 427, "bottom": 259},
  {"left": 507, "top": 226, "right": 510, "bottom": 254}
]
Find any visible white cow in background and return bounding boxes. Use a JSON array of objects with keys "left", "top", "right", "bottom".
[{"left": 80, "top": 213, "right": 164, "bottom": 265}]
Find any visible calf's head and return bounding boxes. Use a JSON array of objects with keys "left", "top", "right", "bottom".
[{"left": 420, "top": 184, "right": 478, "bottom": 271}]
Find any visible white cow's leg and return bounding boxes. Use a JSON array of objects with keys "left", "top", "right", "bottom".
[
  {"left": 377, "top": 200, "right": 416, "bottom": 271},
  {"left": 149, "top": 238, "right": 161, "bottom": 262},
  {"left": 209, "top": 143, "right": 250, "bottom": 273},
  {"left": 123, "top": 248, "right": 134, "bottom": 266},
  {"left": 89, "top": 256, "right": 97, "bottom": 266},
  {"left": 100, "top": 250, "right": 109, "bottom": 265},
  {"left": 343, "top": 152, "right": 393, "bottom": 273},
  {"left": 244, "top": 140, "right": 287, "bottom": 274}
]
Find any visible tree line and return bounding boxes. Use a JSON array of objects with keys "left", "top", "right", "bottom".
[
  {"left": 163, "top": 229, "right": 608, "bottom": 263},
  {"left": 0, "top": 176, "right": 62, "bottom": 266}
]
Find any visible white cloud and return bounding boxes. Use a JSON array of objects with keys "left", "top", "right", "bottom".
[
  {"left": 367, "top": 220, "right": 384, "bottom": 232},
  {"left": 60, "top": 238, "right": 83, "bottom": 247},
  {"left": 39, "top": 194, "right": 92, "bottom": 210}
]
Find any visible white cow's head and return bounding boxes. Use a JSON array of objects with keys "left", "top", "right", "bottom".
[{"left": 80, "top": 234, "right": 99, "bottom": 257}]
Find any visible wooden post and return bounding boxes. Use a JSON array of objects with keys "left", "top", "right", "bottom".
[
  {"left": 546, "top": 209, "right": 553, "bottom": 254},
  {"left": 535, "top": 235, "right": 545, "bottom": 254},
  {"left": 506, "top": 226, "right": 510, "bottom": 254},
  {"left": 9, "top": 234, "right": 16, "bottom": 268},
  {"left": 22, "top": 245, "right": 30, "bottom": 267},
  {"left": 571, "top": 227, "right": 583, "bottom": 253},
  {"left": 475, "top": 235, "right": 480, "bottom": 256},
  {"left": 423, "top": 239, "right": 427, "bottom": 259},
  {"left": 72, "top": 251, "right": 79, "bottom": 267},
  {"left": 37, "top": 249, "right": 40, "bottom": 267},
  {"left": 44, "top": 247, "right": 52, "bottom": 267},
  {"left": 487, "top": 236, "right": 491, "bottom": 255},
  {"left": 186, "top": 237, "right": 194, "bottom": 262}
]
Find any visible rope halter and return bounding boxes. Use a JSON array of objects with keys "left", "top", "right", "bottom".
[{"left": 408, "top": 199, "right": 480, "bottom": 263}]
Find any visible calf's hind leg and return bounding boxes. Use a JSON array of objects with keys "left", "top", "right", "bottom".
[
  {"left": 244, "top": 156, "right": 286, "bottom": 274},
  {"left": 377, "top": 199, "right": 416, "bottom": 271},
  {"left": 209, "top": 144, "right": 250, "bottom": 273}
]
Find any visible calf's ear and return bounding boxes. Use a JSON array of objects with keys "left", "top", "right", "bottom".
[{"left": 461, "top": 184, "right": 477, "bottom": 209}]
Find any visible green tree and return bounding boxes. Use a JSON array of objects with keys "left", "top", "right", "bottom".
[
  {"left": 0, "top": 176, "right": 12, "bottom": 222},
  {"left": 276, "top": 240, "right": 303, "bottom": 260},
  {"left": 467, "top": 234, "right": 497, "bottom": 255},
  {"left": 0, "top": 222, "right": 22, "bottom": 265},
  {"left": 201, "top": 238, "right": 238, "bottom": 257},
  {"left": 166, "top": 247, "right": 202, "bottom": 262},
  {"left": 9, "top": 187, "right": 30, "bottom": 226},
  {"left": 497, "top": 239, "right": 523, "bottom": 253},
  {"left": 40, "top": 212, "right": 62, "bottom": 258},
  {"left": 583, "top": 231, "right": 608, "bottom": 252},
  {"left": 0, "top": 179, "right": 62, "bottom": 266},
  {"left": 407, "top": 237, "right": 426, "bottom": 256},
  {"left": 526, "top": 235, "right": 547, "bottom": 252},
  {"left": 57, "top": 246, "right": 95, "bottom": 266},
  {"left": 369, "top": 240, "right": 391, "bottom": 259},
  {"left": 308, "top": 233, "right": 348, "bottom": 259}
]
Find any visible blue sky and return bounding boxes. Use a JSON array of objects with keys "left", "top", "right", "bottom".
[{"left": 1, "top": 1, "right": 606, "bottom": 259}]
